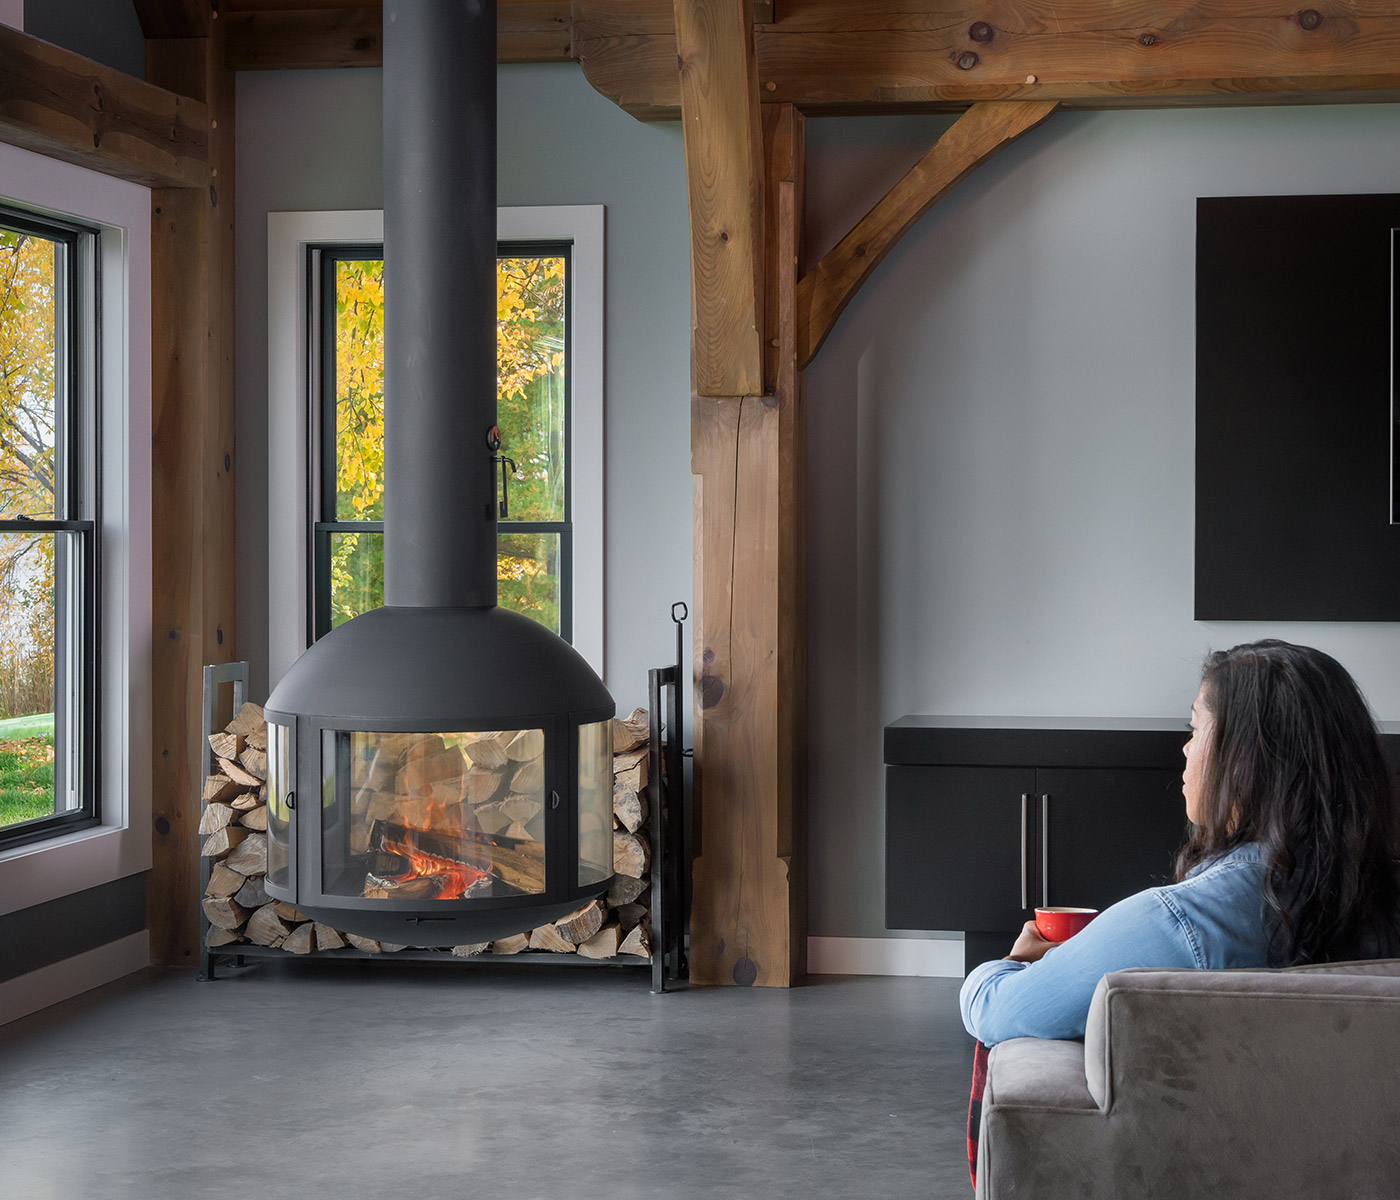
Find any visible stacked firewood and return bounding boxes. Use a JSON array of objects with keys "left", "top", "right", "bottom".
[{"left": 200, "top": 703, "right": 657, "bottom": 961}]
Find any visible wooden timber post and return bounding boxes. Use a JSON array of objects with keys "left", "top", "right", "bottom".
[
  {"left": 679, "top": 0, "right": 807, "bottom": 986},
  {"left": 143, "top": 0, "right": 238, "bottom": 966}
]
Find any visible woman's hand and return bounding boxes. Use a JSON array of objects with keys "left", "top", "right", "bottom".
[{"left": 1005, "top": 920, "right": 1056, "bottom": 964}]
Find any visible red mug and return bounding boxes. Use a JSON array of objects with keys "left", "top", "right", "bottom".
[{"left": 1035, "top": 907, "right": 1098, "bottom": 942}]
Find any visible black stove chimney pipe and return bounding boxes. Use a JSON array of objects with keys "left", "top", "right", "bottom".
[{"left": 383, "top": 0, "right": 498, "bottom": 609}]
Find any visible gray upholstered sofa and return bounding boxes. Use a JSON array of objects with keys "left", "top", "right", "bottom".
[{"left": 975, "top": 960, "right": 1400, "bottom": 1199}]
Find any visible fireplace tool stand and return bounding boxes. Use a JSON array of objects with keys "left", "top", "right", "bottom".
[{"left": 197, "top": 609, "right": 691, "bottom": 989}]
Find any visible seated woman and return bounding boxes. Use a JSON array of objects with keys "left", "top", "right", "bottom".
[{"left": 960, "top": 638, "right": 1400, "bottom": 1047}]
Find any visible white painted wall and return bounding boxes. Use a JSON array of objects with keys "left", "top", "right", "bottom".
[
  {"left": 1, "top": 0, "right": 22, "bottom": 30},
  {"left": 234, "top": 65, "right": 692, "bottom": 714},
  {"left": 806, "top": 103, "right": 1400, "bottom": 940}
]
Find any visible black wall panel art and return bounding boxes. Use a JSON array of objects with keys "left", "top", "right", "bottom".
[{"left": 1196, "top": 193, "right": 1400, "bottom": 620}]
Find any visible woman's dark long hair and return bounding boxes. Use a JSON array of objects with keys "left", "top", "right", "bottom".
[{"left": 1176, "top": 639, "right": 1400, "bottom": 965}]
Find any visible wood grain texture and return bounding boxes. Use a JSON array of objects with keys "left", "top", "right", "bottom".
[
  {"left": 688, "top": 103, "right": 806, "bottom": 987},
  {"left": 223, "top": 2, "right": 574, "bottom": 68},
  {"left": 574, "top": 0, "right": 1400, "bottom": 120},
  {"left": 147, "top": 12, "right": 238, "bottom": 968},
  {"left": 133, "top": 0, "right": 210, "bottom": 39},
  {"left": 675, "top": 0, "right": 765, "bottom": 398},
  {"left": 796, "top": 100, "right": 1055, "bottom": 367},
  {"left": 0, "top": 23, "right": 208, "bottom": 187}
]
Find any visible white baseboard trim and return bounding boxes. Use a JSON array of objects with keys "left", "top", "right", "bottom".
[
  {"left": 808, "top": 935, "right": 965, "bottom": 978},
  {"left": 0, "top": 930, "right": 150, "bottom": 1028}
]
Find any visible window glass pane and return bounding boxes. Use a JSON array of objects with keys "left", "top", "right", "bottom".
[
  {"left": 0, "top": 228, "right": 63, "bottom": 521},
  {"left": 333, "top": 258, "right": 385, "bottom": 522},
  {"left": 498, "top": 531, "right": 561, "bottom": 635},
  {"left": 498, "top": 255, "right": 566, "bottom": 523},
  {"left": 323, "top": 729, "right": 546, "bottom": 899},
  {"left": 578, "top": 719, "right": 613, "bottom": 887},
  {"left": 0, "top": 529, "right": 57, "bottom": 830},
  {"left": 328, "top": 529, "right": 383, "bottom": 629}
]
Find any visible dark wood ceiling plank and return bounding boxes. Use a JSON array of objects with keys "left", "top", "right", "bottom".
[
  {"left": 0, "top": 23, "right": 208, "bottom": 188},
  {"left": 574, "top": 0, "right": 1400, "bottom": 120}
]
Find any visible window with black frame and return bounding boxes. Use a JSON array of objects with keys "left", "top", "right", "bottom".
[
  {"left": 312, "top": 242, "right": 573, "bottom": 642},
  {"left": 0, "top": 208, "right": 97, "bottom": 849}
]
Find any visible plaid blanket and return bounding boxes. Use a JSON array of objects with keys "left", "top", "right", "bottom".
[{"left": 967, "top": 1039, "right": 990, "bottom": 1191}]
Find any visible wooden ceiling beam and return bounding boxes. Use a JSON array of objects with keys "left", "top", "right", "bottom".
[
  {"left": 575, "top": 0, "right": 1400, "bottom": 120},
  {"left": 224, "top": 2, "right": 574, "bottom": 69},
  {"left": 0, "top": 22, "right": 208, "bottom": 188},
  {"left": 796, "top": 100, "right": 1058, "bottom": 367}
]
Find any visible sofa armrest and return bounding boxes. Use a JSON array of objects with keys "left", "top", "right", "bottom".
[
  {"left": 1084, "top": 964, "right": 1400, "bottom": 1109},
  {"left": 984, "top": 1037, "right": 1099, "bottom": 1112}
]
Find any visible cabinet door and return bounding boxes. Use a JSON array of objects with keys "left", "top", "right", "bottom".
[
  {"left": 886, "top": 765, "right": 1035, "bottom": 931},
  {"left": 1036, "top": 768, "right": 1188, "bottom": 913}
]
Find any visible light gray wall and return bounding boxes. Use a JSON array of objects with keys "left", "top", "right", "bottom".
[
  {"left": 234, "top": 64, "right": 691, "bottom": 714},
  {"left": 806, "top": 103, "right": 1400, "bottom": 939}
]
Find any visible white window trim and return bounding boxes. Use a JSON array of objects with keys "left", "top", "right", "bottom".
[
  {"left": 267, "top": 205, "right": 605, "bottom": 689},
  {"left": 0, "top": 143, "right": 154, "bottom": 916}
]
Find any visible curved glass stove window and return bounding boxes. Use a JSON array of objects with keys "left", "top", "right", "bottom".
[
  {"left": 321, "top": 729, "right": 548, "bottom": 901},
  {"left": 578, "top": 720, "right": 612, "bottom": 887},
  {"left": 267, "top": 721, "right": 293, "bottom": 891}
]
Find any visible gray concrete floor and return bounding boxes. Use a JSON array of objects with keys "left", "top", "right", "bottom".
[{"left": 1, "top": 961, "right": 975, "bottom": 1200}]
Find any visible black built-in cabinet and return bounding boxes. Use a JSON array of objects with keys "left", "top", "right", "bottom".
[{"left": 885, "top": 716, "right": 1400, "bottom": 973}]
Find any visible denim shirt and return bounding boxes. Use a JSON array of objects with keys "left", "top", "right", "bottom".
[{"left": 959, "top": 843, "right": 1271, "bottom": 1045}]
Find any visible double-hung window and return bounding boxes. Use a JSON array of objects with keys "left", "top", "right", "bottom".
[
  {"left": 311, "top": 241, "right": 576, "bottom": 640},
  {"left": 0, "top": 207, "right": 97, "bottom": 849},
  {"left": 268, "top": 206, "right": 604, "bottom": 688}
]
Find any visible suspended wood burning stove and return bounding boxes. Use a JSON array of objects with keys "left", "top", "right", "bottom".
[{"left": 263, "top": 0, "right": 614, "bottom": 945}]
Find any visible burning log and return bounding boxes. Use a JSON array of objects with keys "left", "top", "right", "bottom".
[{"left": 372, "top": 820, "right": 546, "bottom": 895}]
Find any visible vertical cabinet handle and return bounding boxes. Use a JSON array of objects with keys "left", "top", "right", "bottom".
[
  {"left": 1041, "top": 794, "right": 1050, "bottom": 908},
  {"left": 1020, "top": 793, "right": 1029, "bottom": 910}
]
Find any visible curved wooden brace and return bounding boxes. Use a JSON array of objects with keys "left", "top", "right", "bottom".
[{"left": 795, "top": 100, "right": 1057, "bottom": 368}]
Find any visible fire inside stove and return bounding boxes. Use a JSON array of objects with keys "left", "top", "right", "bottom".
[{"left": 268, "top": 724, "right": 614, "bottom": 908}]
